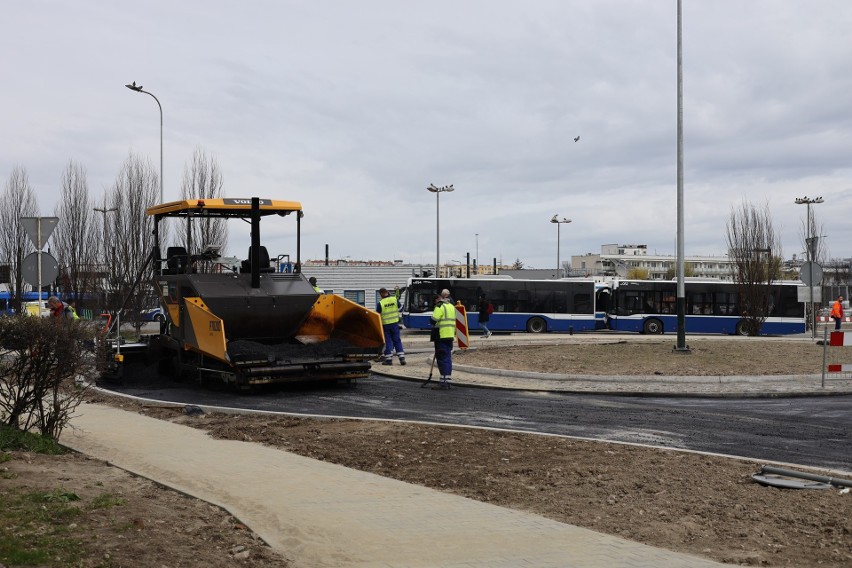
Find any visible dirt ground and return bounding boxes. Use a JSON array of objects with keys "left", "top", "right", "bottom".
[{"left": 3, "top": 339, "right": 851, "bottom": 568}]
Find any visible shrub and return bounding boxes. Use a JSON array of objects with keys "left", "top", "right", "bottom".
[{"left": 0, "top": 315, "right": 97, "bottom": 439}]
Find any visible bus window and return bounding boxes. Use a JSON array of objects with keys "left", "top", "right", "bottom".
[
  {"left": 574, "top": 293, "right": 592, "bottom": 314},
  {"left": 714, "top": 292, "right": 737, "bottom": 316}
]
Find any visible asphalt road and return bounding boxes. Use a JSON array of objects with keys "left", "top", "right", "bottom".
[{"left": 102, "top": 365, "right": 852, "bottom": 473}]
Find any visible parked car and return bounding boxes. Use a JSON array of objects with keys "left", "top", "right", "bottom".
[{"left": 140, "top": 307, "right": 165, "bottom": 323}]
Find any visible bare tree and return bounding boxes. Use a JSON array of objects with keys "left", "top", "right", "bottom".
[
  {"left": 0, "top": 167, "right": 40, "bottom": 311},
  {"left": 626, "top": 267, "right": 650, "bottom": 280},
  {"left": 800, "top": 206, "right": 827, "bottom": 266},
  {"left": 725, "top": 201, "right": 782, "bottom": 336},
  {"left": 104, "top": 152, "right": 159, "bottom": 317},
  {"left": 179, "top": 147, "right": 228, "bottom": 255},
  {"left": 53, "top": 160, "right": 99, "bottom": 311},
  {"left": 663, "top": 263, "right": 694, "bottom": 280}
]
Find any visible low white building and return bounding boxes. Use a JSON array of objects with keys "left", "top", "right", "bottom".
[{"left": 571, "top": 244, "right": 735, "bottom": 280}]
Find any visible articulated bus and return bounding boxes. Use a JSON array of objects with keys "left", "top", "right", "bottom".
[
  {"left": 401, "top": 277, "right": 609, "bottom": 333},
  {"left": 606, "top": 279, "right": 806, "bottom": 335}
]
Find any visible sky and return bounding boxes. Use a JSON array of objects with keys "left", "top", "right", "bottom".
[{"left": 3, "top": 1, "right": 852, "bottom": 271}]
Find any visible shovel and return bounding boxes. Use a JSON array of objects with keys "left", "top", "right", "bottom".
[{"left": 421, "top": 353, "right": 437, "bottom": 388}]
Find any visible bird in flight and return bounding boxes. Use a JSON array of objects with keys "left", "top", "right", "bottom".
[{"left": 574, "top": 136, "right": 580, "bottom": 142}]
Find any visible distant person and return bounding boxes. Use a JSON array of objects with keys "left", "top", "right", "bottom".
[
  {"left": 393, "top": 285, "right": 406, "bottom": 328},
  {"left": 431, "top": 294, "right": 456, "bottom": 389},
  {"left": 377, "top": 287, "right": 406, "bottom": 366},
  {"left": 440, "top": 289, "right": 453, "bottom": 304},
  {"left": 47, "top": 296, "right": 75, "bottom": 320},
  {"left": 831, "top": 295, "right": 844, "bottom": 330},
  {"left": 478, "top": 294, "right": 493, "bottom": 338},
  {"left": 309, "top": 277, "right": 324, "bottom": 294},
  {"left": 67, "top": 299, "right": 80, "bottom": 320}
]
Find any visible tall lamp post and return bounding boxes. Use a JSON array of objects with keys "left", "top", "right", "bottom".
[
  {"left": 795, "top": 196, "right": 823, "bottom": 338},
  {"left": 475, "top": 233, "right": 479, "bottom": 275},
  {"left": 427, "top": 184, "right": 454, "bottom": 277},
  {"left": 93, "top": 205, "right": 118, "bottom": 308},
  {"left": 125, "top": 81, "right": 164, "bottom": 204},
  {"left": 550, "top": 215, "right": 572, "bottom": 278}
]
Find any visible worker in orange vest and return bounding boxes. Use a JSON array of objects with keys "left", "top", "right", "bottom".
[{"left": 830, "top": 295, "right": 844, "bottom": 330}]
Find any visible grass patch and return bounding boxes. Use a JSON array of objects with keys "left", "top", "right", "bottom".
[
  {"left": 91, "top": 492, "right": 126, "bottom": 509},
  {"left": 0, "top": 426, "right": 88, "bottom": 565},
  {"left": 0, "top": 423, "right": 66, "bottom": 455},
  {"left": 0, "top": 489, "right": 84, "bottom": 566}
]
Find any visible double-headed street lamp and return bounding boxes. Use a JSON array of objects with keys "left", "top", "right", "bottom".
[
  {"left": 93, "top": 205, "right": 118, "bottom": 255},
  {"left": 795, "top": 196, "right": 824, "bottom": 338},
  {"left": 125, "top": 81, "right": 164, "bottom": 204},
  {"left": 427, "top": 184, "right": 454, "bottom": 277},
  {"left": 550, "top": 215, "right": 572, "bottom": 278}
]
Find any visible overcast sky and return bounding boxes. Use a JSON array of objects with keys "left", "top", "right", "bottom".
[{"left": 4, "top": 1, "right": 851, "bottom": 270}]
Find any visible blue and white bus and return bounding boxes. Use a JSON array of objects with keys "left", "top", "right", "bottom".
[
  {"left": 402, "top": 277, "right": 607, "bottom": 333},
  {"left": 606, "top": 279, "right": 806, "bottom": 335}
]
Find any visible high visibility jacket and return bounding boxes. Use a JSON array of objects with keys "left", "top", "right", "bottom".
[
  {"left": 378, "top": 296, "right": 401, "bottom": 325},
  {"left": 831, "top": 300, "right": 843, "bottom": 319},
  {"left": 431, "top": 301, "right": 456, "bottom": 340},
  {"left": 312, "top": 286, "right": 324, "bottom": 294}
]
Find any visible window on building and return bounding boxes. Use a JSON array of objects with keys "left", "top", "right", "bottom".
[{"left": 343, "top": 290, "right": 366, "bottom": 306}]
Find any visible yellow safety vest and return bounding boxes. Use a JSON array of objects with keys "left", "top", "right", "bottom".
[
  {"left": 431, "top": 302, "right": 456, "bottom": 340},
  {"left": 379, "top": 296, "right": 400, "bottom": 325}
]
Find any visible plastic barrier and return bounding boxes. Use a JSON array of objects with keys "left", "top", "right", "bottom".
[
  {"left": 455, "top": 303, "right": 470, "bottom": 350},
  {"left": 827, "top": 331, "right": 851, "bottom": 372}
]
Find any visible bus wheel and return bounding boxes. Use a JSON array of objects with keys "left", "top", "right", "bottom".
[
  {"left": 643, "top": 318, "right": 664, "bottom": 334},
  {"left": 526, "top": 317, "right": 547, "bottom": 333},
  {"left": 735, "top": 320, "right": 752, "bottom": 336}
]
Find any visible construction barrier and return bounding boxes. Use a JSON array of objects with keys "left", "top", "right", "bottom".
[
  {"left": 829, "top": 331, "right": 850, "bottom": 347},
  {"left": 455, "top": 303, "right": 470, "bottom": 350},
  {"left": 826, "top": 331, "right": 852, "bottom": 373},
  {"left": 817, "top": 316, "right": 852, "bottom": 323}
]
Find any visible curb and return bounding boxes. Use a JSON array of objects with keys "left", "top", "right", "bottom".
[{"left": 370, "top": 365, "right": 852, "bottom": 399}]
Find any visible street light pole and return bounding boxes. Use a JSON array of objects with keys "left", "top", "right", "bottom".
[
  {"left": 475, "top": 233, "right": 479, "bottom": 275},
  {"left": 94, "top": 205, "right": 118, "bottom": 308},
  {"left": 125, "top": 81, "right": 164, "bottom": 204},
  {"left": 550, "top": 215, "right": 571, "bottom": 278},
  {"left": 427, "top": 184, "right": 454, "bottom": 277},
  {"left": 795, "top": 196, "right": 824, "bottom": 338}
]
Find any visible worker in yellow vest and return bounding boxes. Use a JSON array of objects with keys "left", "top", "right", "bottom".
[
  {"left": 377, "top": 287, "right": 405, "bottom": 365},
  {"left": 430, "top": 294, "right": 456, "bottom": 389}
]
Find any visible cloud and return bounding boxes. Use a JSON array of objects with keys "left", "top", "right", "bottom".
[{"left": 2, "top": 0, "right": 851, "bottom": 269}]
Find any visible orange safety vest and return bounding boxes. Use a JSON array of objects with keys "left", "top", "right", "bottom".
[{"left": 831, "top": 300, "right": 843, "bottom": 319}]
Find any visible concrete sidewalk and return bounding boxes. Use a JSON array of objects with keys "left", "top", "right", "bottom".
[{"left": 62, "top": 403, "right": 727, "bottom": 568}]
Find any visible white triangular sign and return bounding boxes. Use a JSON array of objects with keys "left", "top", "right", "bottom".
[{"left": 20, "top": 217, "right": 59, "bottom": 250}]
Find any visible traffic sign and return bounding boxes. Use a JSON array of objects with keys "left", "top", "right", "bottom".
[
  {"left": 20, "top": 217, "right": 59, "bottom": 250},
  {"left": 799, "top": 261, "right": 823, "bottom": 286},
  {"left": 796, "top": 286, "right": 822, "bottom": 303},
  {"left": 21, "top": 252, "right": 59, "bottom": 287}
]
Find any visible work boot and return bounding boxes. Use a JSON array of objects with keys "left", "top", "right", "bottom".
[{"left": 399, "top": 357, "right": 406, "bottom": 366}]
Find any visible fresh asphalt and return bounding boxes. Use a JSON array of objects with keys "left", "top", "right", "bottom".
[{"left": 105, "top": 358, "right": 852, "bottom": 473}]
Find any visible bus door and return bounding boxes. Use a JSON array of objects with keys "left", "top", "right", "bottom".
[{"left": 595, "top": 285, "right": 611, "bottom": 329}]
